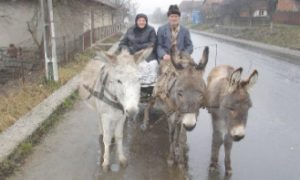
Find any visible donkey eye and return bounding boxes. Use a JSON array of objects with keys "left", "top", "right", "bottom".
[
  {"left": 228, "top": 107, "right": 235, "bottom": 111},
  {"left": 117, "top": 80, "right": 122, "bottom": 84},
  {"left": 178, "top": 91, "right": 183, "bottom": 97}
]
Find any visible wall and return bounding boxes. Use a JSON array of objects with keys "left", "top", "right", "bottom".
[
  {"left": 277, "top": 0, "right": 299, "bottom": 12},
  {"left": 273, "top": 11, "right": 300, "bottom": 24}
]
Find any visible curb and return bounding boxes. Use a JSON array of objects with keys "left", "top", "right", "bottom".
[
  {"left": 0, "top": 75, "right": 80, "bottom": 162},
  {"left": 0, "top": 36, "right": 121, "bottom": 163},
  {"left": 190, "top": 29, "right": 300, "bottom": 66}
]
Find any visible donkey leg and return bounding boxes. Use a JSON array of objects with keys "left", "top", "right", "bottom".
[
  {"left": 178, "top": 124, "right": 188, "bottom": 169},
  {"left": 209, "top": 118, "right": 224, "bottom": 171},
  {"left": 101, "top": 119, "right": 112, "bottom": 172},
  {"left": 97, "top": 112, "right": 103, "bottom": 136},
  {"left": 97, "top": 115, "right": 105, "bottom": 164},
  {"left": 115, "top": 117, "right": 127, "bottom": 168},
  {"left": 141, "top": 97, "right": 155, "bottom": 131},
  {"left": 224, "top": 134, "right": 233, "bottom": 176},
  {"left": 167, "top": 120, "right": 176, "bottom": 166}
]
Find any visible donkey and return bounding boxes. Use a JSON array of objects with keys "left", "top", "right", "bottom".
[
  {"left": 143, "top": 47, "right": 209, "bottom": 168},
  {"left": 83, "top": 47, "right": 153, "bottom": 171},
  {"left": 206, "top": 65, "right": 258, "bottom": 176}
]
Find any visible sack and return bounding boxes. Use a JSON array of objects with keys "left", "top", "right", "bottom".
[{"left": 138, "top": 60, "right": 159, "bottom": 87}]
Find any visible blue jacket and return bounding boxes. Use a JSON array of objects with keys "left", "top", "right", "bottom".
[{"left": 156, "top": 24, "right": 193, "bottom": 60}]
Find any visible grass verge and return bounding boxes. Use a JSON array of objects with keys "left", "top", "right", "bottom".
[
  {"left": 0, "top": 91, "right": 79, "bottom": 179},
  {"left": 0, "top": 49, "right": 94, "bottom": 133},
  {"left": 191, "top": 23, "right": 300, "bottom": 50}
]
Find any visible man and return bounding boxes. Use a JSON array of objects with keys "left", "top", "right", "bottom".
[
  {"left": 157, "top": 4, "right": 193, "bottom": 62},
  {"left": 153, "top": 5, "right": 193, "bottom": 96}
]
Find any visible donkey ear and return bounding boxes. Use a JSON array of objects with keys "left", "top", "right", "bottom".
[
  {"left": 227, "top": 67, "right": 243, "bottom": 93},
  {"left": 242, "top": 70, "right": 258, "bottom": 90},
  {"left": 196, "top": 46, "right": 209, "bottom": 70},
  {"left": 95, "top": 51, "right": 117, "bottom": 64},
  {"left": 134, "top": 47, "right": 153, "bottom": 64}
]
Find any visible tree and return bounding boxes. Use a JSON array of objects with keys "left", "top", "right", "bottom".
[
  {"left": 267, "top": 0, "right": 278, "bottom": 31},
  {"left": 151, "top": 8, "right": 167, "bottom": 24}
]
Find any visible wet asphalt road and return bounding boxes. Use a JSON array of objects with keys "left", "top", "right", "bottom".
[{"left": 8, "top": 33, "right": 300, "bottom": 180}]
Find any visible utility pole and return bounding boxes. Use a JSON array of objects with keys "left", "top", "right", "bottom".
[
  {"left": 91, "top": 8, "right": 95, "bottom": 44},
  {"left": 47, "top": 0, "right": 59, "bottom": 82},
  {"left": 40, "top": 0, "right": 59, "bottom": 82}
]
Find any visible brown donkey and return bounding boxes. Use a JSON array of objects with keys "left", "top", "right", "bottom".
[
  {"left": 143, "top": 47, "right": 209, "bottom": 168},
  {"left": 206, "top": 65, "right": 258, "bottom": 176}
]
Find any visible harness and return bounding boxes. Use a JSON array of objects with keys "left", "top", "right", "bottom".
[
  {"left": 157, "top": 77, "right": 204, "bottom": 124},
  {"left": 83, "top": 66, "right": 124, "bottom": 113}
]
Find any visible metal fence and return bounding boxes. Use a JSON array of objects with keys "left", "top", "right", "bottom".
[{"left": 0, "top": 23, "right": 125, "bottom": 84}]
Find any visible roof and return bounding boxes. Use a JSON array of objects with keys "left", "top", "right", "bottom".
[
  {"left": 179, "top": 0, "right": 205, "bottom": 12},
  {"left": 203, "top": 0, "right": 224, "bottom": 5},
  {"left": 92, "top": 0, "right": 117, "bottom": 9},
  {"left": 250, "top": 0, "right": 268, "bottom": 10}
]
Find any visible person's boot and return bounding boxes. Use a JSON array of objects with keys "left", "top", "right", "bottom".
[{"left": 140, "top": 86, "right": 154, "bottom": 103}]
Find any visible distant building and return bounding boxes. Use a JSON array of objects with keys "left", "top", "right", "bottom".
[
  {"left": 202, "top": 0, "right": 224, "bottom": 20},
  {"left": 239, "top": 0, "right": 269, "bottom": 18},
  {"left": 0, "top": 0, "right": 121, "bottom": 48},
  {"left": 179, "top": 0, "right": 205, "bottom": 24},
  {"left": 276, "top": 0, "right": 300, "bottom": 12},
  {"left": 273, "top": 0, "right": 300, "bottom": 25}
]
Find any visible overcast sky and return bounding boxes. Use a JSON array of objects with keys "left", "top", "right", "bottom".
[{"left": 135, "top": 0, "right": 182, "bottom": 15}]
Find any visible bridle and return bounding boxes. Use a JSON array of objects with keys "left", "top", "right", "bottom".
[
  {"left": 163, "top": 77, "right": 205, "bottom": 122},
  {"left": 83, "top": 66, "right": 124, "bottom": 113}
]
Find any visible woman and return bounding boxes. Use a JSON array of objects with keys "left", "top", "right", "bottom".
[{"left": 118, "top": 13, "right": 158, "bottom": 97}]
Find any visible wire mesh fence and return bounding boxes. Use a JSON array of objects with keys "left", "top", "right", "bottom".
[{"left": 0, "top": 23, "right": 125, "bottom": 85}]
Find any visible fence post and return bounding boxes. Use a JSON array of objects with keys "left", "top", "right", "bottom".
[
  {"left": 82, "top": 33, "right": 85, "bottom": 51},
  {"left": 19, "top": 48, "right": 25, "bottom": 84},
  {"left": 63, "top": 36, "right": 66, "bottom": 63},
  {"left": 73, "top": 34, "right": 77, "bottom": 56}
]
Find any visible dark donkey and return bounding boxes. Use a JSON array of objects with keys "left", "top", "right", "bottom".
[
  {"left": 143, "top": 47, "right": 209, "bottom": 168},
  {"left": 206, "top": 65, "right": 258, "bottom": 176}
]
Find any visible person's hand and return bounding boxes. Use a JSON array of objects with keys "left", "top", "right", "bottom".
[{"left": 163, "top": 54, "right": 171, "bottom": 61}]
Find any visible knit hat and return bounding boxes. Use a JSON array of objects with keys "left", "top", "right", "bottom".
[
  {"left": 135, "top": 13, "right": 148, "bottom": 25},
  {"left": 167, "top": 5, "right": 181, "bottom": 17}
]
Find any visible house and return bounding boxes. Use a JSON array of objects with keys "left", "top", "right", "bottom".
[
  {"left": 202, "top": 0, "right": 224, "bottom": 19},
  {"left": 0, "top": 0, "right": 122, "bottom": 48},
  {"left": 239, "top": 0, "right": 269, "bottom": 18},
  {"left": 179, "top": 0, "right": 205, "bottom": 24},
  {"left": 276, "top": 0, "right": 300, "bottom": 12},
  {"left": 273, "top": 0, "right": 300, "bottom": 25}
]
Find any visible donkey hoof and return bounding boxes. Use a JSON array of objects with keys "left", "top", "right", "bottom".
[
  {"left": 178, "top": 163, "right": 186, "bottom": 170},
  {"left": 102, "top": 164, "right": 110, "bottom": 172},
  {"left": 209, "top": 163, "right": 218, "bottom": 172},
  {"left": 140, "top": 124, "right": 148, "bottom": 131},
  {"left": 120, "top": 158, "right": 128, "bottom": 168},
  {"left": 225, "top": 169, "right": 232, "bottom": 176},
  {"left": 167, "top": 159, "right": 174, "bottom": 167}
]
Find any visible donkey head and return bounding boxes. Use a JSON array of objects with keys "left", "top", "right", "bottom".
[
  {"left": 221, "top": 68, "right": 258, "bottom": 141},
  {"left": 170, "top": 46, "right": 209, "bottom": 131},
  {"left": 98, "top": 47, "right": 153, "bottom": 119}
]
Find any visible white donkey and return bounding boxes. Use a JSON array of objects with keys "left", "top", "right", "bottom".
[{"left": 82, "top": 47, "right": 152, "bottom": 171}]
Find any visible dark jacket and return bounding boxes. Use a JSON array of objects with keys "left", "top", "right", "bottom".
[
  {"left": 118, "top": 25, "right": 157, "bottom": 62},
  {"left": 157, "top": 24, "right": 193, "bottom": 60}
]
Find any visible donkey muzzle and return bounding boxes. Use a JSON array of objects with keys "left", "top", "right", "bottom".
[
  {"left": 182, "top": 113, "right": 197, "bottom": 131},
  {"left": 230, "top": 125, "right": 246, "bottom": 141},
  {"left": 125, "top": 107, "right": 138, "bottom": 120}
]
